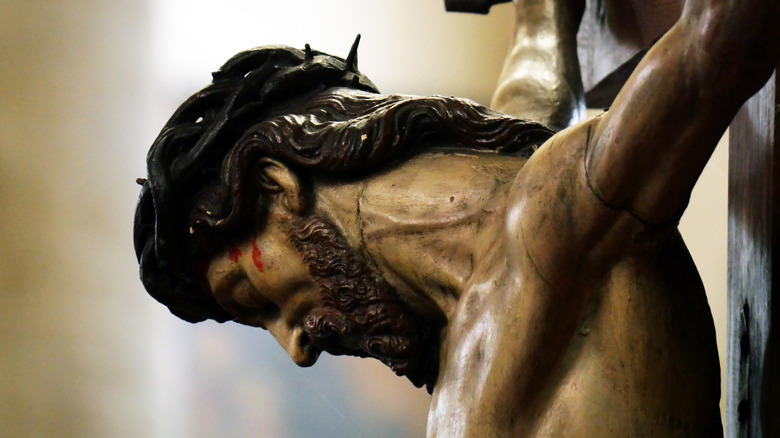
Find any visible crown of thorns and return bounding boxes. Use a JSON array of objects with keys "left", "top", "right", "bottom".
[{"left": 134, "top": 37, "right": 378, "bottom": 323}]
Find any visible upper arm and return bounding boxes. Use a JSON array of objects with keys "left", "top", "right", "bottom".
[
  {"left": 586, "top": 3, "right": 780, "bottom": 224},
  {"left": 509, "top": 122, "right": 642, "bottom": 286}
]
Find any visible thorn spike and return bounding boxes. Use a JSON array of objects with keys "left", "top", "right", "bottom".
[
  {"left": 304, "top": 43, "right": 313, "bottom": 60},
  {"left": 345, "top": 34, "right": 361, "bottom": 72}
]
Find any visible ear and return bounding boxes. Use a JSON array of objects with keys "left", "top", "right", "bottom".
[{"left": 255, "top": 158, "right": 307, "bottom": 215}]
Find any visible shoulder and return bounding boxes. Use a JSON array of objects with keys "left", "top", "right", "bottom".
[
  {"left": 513, "top": 114, "right": 600, "bottom": 194},
  {"left": 503, "top": 115, "right": 673, "bottom": 285}
]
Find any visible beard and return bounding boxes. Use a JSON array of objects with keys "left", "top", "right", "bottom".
[{"left": 284, "top": 214, "right": 439, "bottom": 392}]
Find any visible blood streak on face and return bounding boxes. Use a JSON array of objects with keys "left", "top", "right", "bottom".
[
  {"left": 251, "top": 238, "right": 264, "bottom": 272},
  {"left": 228, "top": 247, "right": 242, "bottom": 263}
]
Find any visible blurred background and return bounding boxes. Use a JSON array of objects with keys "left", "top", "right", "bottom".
[{"left": 0, "top": 1, "right": 726, "bottom": 437}]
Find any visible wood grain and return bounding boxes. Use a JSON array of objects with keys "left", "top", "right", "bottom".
[{"left": 727, "top": 68, "right": 779, "bottom": 438}]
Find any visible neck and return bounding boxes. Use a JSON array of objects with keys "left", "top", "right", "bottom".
[{"left": 314, "top": 150, "right": 526, "bottom": 326}]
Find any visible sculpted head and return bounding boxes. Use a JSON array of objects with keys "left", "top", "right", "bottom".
[{"left": 134, "top": 41, "right": 552, "bottom": 390}]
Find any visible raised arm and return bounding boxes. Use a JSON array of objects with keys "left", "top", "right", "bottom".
[
  {"left": 491, "top": 0, "right": 586, "bottom": 131},
  {"left": 587, "top": 0, "right": 780, "bottom": 224}
]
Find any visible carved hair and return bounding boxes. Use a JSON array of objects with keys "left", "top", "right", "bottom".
[{"left": 134, "top": 44, "right": 553, "bottom": 323}]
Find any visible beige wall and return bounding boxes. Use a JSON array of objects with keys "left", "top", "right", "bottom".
[
  {"left": 0, "top": 1, "right": 160, "bottom": 437},
  {"left": 0, "top": 1, "right": 726, "bottom": 437}
]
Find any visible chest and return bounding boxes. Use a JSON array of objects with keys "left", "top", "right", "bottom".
[{"left": 425, "top": 238, "right": 719, "bottom": 437}]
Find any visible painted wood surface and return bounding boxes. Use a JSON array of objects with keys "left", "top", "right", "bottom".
[{"left": 727, "top": 69, "right": 779, "bottom": 438}]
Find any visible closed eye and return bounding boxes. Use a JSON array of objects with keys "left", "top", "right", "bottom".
[
  {"left": 230, "top": 279, "right": 280, "bottom": 328},
  {"left": 252, "top": 302, "right": 280, "bottom": 330}
]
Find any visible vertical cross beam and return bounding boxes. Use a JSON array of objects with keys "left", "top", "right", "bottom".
[{"left": 727, "top": 67, "right": 779, "bottom": 438}]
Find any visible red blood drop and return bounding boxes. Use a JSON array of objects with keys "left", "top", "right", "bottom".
[
  {"left": 228, "top": 247, "right": 242, "bottom": 263},
  {"left": 251, "top": 239, "right": 264, "bottom": 272}
]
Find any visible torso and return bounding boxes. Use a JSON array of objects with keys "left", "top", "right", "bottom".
[{"left": 426, "top": 118, "right": 723, "bottom": 437}]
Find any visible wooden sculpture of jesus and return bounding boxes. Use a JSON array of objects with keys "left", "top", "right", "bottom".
[{"left": 135, "top": 0, "right": 779, "bottom": 435}]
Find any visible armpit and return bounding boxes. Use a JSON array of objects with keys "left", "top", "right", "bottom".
[
  {"left": 511, "top": 117, "right": 677, "bottom": 282},
  {"left": 583, "top": 116, "right": 688, "bottom": 229}
]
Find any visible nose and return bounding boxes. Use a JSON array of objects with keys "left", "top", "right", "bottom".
[{"left": 266, "top": 320, "right": 319, "bottom": 367}]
